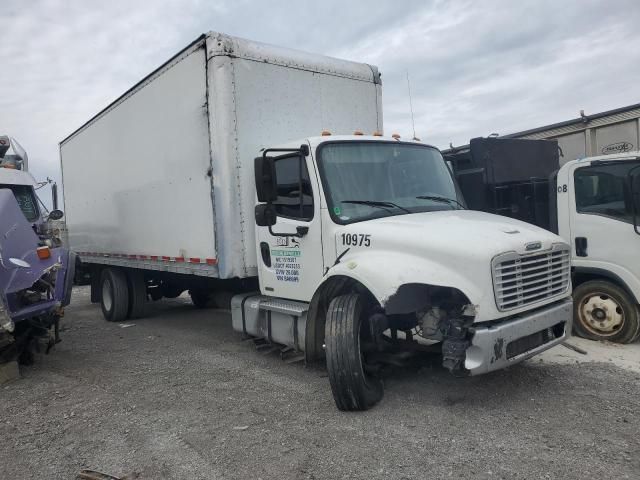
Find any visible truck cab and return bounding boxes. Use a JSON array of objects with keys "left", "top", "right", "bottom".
[
  {"left": 554, "top": 151, "right": 640, "bottom": 343},
  {"left": 0, "top": 135, "right": 74, "bottom": 365},
  {"left": 235, "top": 135, "right": 573, "bottom": 410}
]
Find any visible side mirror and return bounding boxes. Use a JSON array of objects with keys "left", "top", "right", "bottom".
[
  {"left": 48, "top": 209, "right": 64, "bottom": 221},
  {"left": 255, "top": 204, "right": 277, "bottom": 227},
  {"left": 254, "top": 156, "right": 277, "bottom": 203}
]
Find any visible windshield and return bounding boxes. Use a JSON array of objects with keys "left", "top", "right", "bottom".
[
  {"left": 0, "top": 184, "right": 40, "bottom": 222},
  {"left": 318, "top": 142, "right": 461, "bottom": 224}
]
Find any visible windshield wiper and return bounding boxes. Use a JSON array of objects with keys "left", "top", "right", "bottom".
[
  {"left": 415, "top": 195, "right": 465, "bottom": 209},
  {"left": 342, "top": 200, "right": 412, "bottom": 214}
]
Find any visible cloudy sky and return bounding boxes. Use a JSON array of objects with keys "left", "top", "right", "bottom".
[{"left": 2, "top": 0, "right": 639, "bottom": 200}]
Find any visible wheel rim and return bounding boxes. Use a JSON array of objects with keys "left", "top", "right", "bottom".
[
  {"left": 578, "top": 291, "right": 625, "bottom": 337},
  {"left": 102, "top": 280, "right": 113, "bottom": 312}
]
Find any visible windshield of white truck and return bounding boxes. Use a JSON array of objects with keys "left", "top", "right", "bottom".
[
  {"left": 0, "top": 184, "right": 40, "bottom": 222},
  {"left": 318, "top": 142, "right": 461, "bottom": 224}
]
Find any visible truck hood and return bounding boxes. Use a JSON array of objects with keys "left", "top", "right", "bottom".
[
  {"left": 333, "top": 210, "right": 569, "bottom": 321},
  {"left": 337, "top": 209, "right": 562, "bottom": 259}
]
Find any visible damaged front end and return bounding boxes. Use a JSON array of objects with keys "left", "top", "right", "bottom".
[
  {"left": 366, "top": 283, "right": 478, "bottom": 375},
  {"left": 0, "top": 190, "right": 74, "bottom": 365},
  {"left": 367, "top": 282, "right": 571, "bottom": 377}
]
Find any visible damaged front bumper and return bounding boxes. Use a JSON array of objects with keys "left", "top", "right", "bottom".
[{"left": 464, "top": 298, "right": 572, "bottom": 375}]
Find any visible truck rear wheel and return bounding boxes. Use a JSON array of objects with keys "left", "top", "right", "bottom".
[
  {"left": 573, "top": 280, "right": 640, "bottom": 344},
  {"left": 325, "top": 293, "right": 384, "bottom": 411},
  {"left": 126, "top": 270, "right": 147, "bottom": 319},
  {"left": 100, "top": 268, "right": 129, "bottom": 322}
]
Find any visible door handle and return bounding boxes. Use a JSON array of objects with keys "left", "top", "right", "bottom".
[
  {"left": 260, "top": 242, "right": 271, "bottom": 267},
  {"left": 575, "top": 237, "right": 588, "bottom": 257}
]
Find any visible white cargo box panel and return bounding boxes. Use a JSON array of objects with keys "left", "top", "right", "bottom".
[{"left": 61, "top": 32, "right": 382, "bottom": 279}]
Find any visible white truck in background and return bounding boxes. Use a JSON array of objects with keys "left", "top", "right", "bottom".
[
  {"left": 60, "top": 32, "right": 573, "bottom": 411},
  {"left": 555, "top": 152, "right": 640, "bottom": 342}
]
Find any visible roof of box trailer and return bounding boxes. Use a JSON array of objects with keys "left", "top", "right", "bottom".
[
  {"left": 60, "top": 32, "right": 380, "bottom": 145},
  {"left": 205, "top": 32, "right": 380, "bottom": 84}
]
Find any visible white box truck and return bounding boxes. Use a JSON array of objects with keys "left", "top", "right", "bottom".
[{"left": 61, "top": 33, "right": 573, "bottom": 410}]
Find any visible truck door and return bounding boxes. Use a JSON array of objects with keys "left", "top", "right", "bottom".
[
  {"left": 568, "top": 159, "right": 640, "bottom": 285},
  {"left": 255, "top": 150, "right": 324, "bottom": 302}
]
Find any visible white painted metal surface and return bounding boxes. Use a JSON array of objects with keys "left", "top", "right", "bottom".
[
  {"left": 61, "top": 42, "right": 215, "bottom": 268},
  {"left": 556, "top": 151, "right": 640, "bottom": 302},
  {"left": 60, "top": 33, "right": 382, "bottom": 278}
]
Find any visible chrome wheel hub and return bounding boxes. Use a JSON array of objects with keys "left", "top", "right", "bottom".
[{"left": 580, "top": 293, "right": 624, "bottom": 334}]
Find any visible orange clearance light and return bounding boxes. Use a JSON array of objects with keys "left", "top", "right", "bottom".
[
  {"left": 1, "top": 163, "right": 16, "bottom": 169},
  {"left": 372, "top": 131, "right": 383, "bottom": 137},
  {"left": 391, "top": 133, "right": 401, "bottom": 140},
  {"left": 37, "top": 246, "right": 51, "bottom": 260},
  {"left": 353, "top": 130, "right": 364, "bottom": 136},
  {"left": 321, "top": 130, "right": 332, "bottom": 136}
]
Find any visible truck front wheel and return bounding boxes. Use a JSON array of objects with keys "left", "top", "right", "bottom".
[
  {"left": 573, "top": 280, "right": 640, "bottom": 344},
  {"left": 100, "top": 268, "right": 130, "bottom": 322},
  {"left": 325, "top": 293, "right": 384, "bottom": 411}
]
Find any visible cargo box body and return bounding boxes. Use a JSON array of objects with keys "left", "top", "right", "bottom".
[{"left": 60, "top": 32, "right": 383, "bottom": 279}]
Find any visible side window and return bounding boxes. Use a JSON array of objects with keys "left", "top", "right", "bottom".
[
  {"left": 0, "top": 184, "right": 39, "bottom": 222},
  {"left": 574, "top": 162, "right": 640, "bottom": 223},
  {"left": 273, "top": 155, "right": 314, "bottom": 220}
]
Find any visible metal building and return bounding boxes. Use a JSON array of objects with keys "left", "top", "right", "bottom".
[{"left": 449, "top": 102, "right": 640, "bottom": 166}]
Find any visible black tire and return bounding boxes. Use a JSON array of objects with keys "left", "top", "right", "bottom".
[
  {"left": 189, "top": 289, "right": 215, "bottom": 309},
  {"left": 100, "top": 268, "right": 129, "bottom": 322},
  {"left": 325, "top": 293, "right": 384, "bottom": 411},
  {"left": 572, "top": 280, "right": 640, "bottom": 344},
  {"left": 126, "top": 270, "right": 147, "bottom": 319}
]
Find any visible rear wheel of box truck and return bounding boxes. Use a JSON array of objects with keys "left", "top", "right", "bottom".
[
  {"left": 100, "top": 268, "right": 129, "bottom": 322},
  {"left": 325, "top": 293, "right": 384, "bottom": 411},
  {"left": 126, "top": 270, "right": 147, "bottom": 319},
  {"left": 573, "top": 280, "right": 640, "bottom": 344}
]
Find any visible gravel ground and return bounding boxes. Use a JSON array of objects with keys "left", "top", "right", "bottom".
[{"left": 1, "top": 286, "right": 639, "bottom": 480}]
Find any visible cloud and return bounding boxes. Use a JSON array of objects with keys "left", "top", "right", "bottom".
[{"left": 1, "top": 0, "right": 639, "bottom": 207}]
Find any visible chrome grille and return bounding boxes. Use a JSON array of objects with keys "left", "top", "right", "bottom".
[{"left": 492, "top": 244, "right": 570, "bottom": 311}]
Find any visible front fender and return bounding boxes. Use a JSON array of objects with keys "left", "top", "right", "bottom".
[
  {"left": 321, "top": 250, "right": 489, "bottom": 310},
  {"left": 573, "top": 260, "right": 640, "bottom": 304}
]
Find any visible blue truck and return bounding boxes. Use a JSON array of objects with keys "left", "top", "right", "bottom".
[{"left": 0, "top": 135, "right": 74, "bottom": 367}]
